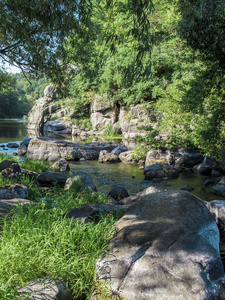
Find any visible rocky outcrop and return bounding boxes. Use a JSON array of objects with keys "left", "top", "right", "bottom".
[
  {"left": 43, "top": 120, "right": 72, "bottom": 137},
  {"left": 207, "top": 200, "right": 225, "bottom": 226},
  {"left": 118, "top": 105, "right": 160, "bottom": 139},
  {"left": 144, "top": 163, "right": 181, "bottom": 180},
  {"left": 194, "top": 156, "right": 220, "bottom": 176},
  {"left": 90, "top": 95, "right": 119, "bottom": 131},
  {"left": 93, "top": 190, "right": 225, "bottom": 300},
  {"left": 26, "top": 84, "right": 59, "bottom": 135},
  {"left": 27, "top": 137, "right": 118, "bottom": 161},
  {"left": 145, "top": 146, "right": 204, "bottom": 167},
  {"left": 119, "top": 150, "right": 144, "bottom": 165}
]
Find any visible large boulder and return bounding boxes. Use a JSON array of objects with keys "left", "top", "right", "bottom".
[
  {"left": 26, "top": 84, "right": 59, "bottom": 135},
  {"left": 90, "top": 95, "right": 119, "bottom": 131},
  {"left": 0, "top": 160, "right": 21, "bottom": 174},
  {"left": 145, "top": 147, "right": 204, "bottom": 168},
  {"left": 119, "top": 151, "right": 143, "bottom": 165},
  {"left": 207, "top": 200, "right": 225, "bottom": 226},
  {"left": 119, "top": 105, "right": 160, "bottom": 139},
  {"left": 27, "top": 138, "right": 116, "bottom": 161},
  {"left": 93, "top": 190, "right": 225, "bottom": 300},
  {"left": 144, "top": 163, "right": 181, "bottom": 180}
]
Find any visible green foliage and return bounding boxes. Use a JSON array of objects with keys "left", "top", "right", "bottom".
[
  {"left": 20, "top": 157, "right": 51, "bottom": 174},
  {"left": 178, "top": 0, "right": 225, "bottom": 68},
  {"left": 103, "top": 124, "right": 121, "bottom": 138},
  {"left": 0, "top": 193, "right": 121, "bottom": 299}
]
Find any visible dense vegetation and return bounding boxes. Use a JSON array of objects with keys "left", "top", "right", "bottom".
[
  {"left": 0, "top": 72, "right": 47, "bottom": 118},
  {"left": 0, "top": 153, "right": 122, "bottom": 299},
  {"left": 63, "top": 0, "right": 225, "bottom": 159},
  {"left": 0, "top": 0, "right": 224, "bottom": 159}
]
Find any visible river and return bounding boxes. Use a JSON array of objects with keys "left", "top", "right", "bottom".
[{"left": 0, "top": 119, "right": 224, "bottom": 202}]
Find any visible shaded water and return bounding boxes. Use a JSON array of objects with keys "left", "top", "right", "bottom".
[
  {"left": 0, "top": 119, "right": 27, "bottom": 143},
  {"left": 70, "top": 161, "right": 225, "bottom": 202}
]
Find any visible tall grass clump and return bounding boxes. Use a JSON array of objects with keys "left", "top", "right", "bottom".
[
  {"left": 20, "top": 157, "right": 51, "bottom": 173},
  {"left": 0, "top": 186, "right": 123, "bottom": 299}
]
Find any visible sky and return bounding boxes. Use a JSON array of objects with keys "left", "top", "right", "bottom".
[{"left": 0, "top": 61, "right": 21, "bottom": 74}]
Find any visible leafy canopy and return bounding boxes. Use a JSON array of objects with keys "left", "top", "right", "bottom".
[{"left": 0, "top": 0, "right": 153, "bottom": 82}]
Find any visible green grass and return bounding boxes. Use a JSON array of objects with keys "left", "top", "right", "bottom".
[
  {"left": 0, "top": 186, "right": 122, "bottom": 299},
  {"left": 20, "top": 157, "right": 51, "bottom": 173},
  {"left": 0, "top": 154, "right": 123, "bottom": 299}
]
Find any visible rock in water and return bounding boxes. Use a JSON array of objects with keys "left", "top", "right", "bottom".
[{"left": 93, "top": 190, "right": 225, "bottom": 300}]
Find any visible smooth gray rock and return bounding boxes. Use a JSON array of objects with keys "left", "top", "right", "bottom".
[
  {"left": 65, "top": 171, "right": 97, "bottom": 192},
  {"left": 44, "top": 84, "right": 57, "bottom": 99},
  {"left": 36, "top": 172, "right": 68, "bottom": 187},
  {"left": 18, "top": 277, "right": 73, "bottom": 300},
  {"left": 93, "top": 190, "right": 225, "bottom": 300},
  {"left": 20, "top": 138, "right": 32, "bottom": 147},
  {"left": 0, "top": 184, "right": 29, "bottom": 199},
  {"left": 144, "top": 163, "right": 181, "bottom": 180},
  {"left": 137, "top": 186, "right": 166, "bottom": 197}
]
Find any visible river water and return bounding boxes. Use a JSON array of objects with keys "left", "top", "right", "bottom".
[{"left": 0, "top": 119, "right": 224, "bottom": 202}]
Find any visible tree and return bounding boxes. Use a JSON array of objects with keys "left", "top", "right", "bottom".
[
  {"left": 178, "top": 0, "right": 225, "bottom": 68},
  {"left": 0, "top": 0, "right": 153, "bottom": 83}
]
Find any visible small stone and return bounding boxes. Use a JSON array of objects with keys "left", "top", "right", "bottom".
[{"left": 180, "top": 185, "right": 195, "bottom": 192}]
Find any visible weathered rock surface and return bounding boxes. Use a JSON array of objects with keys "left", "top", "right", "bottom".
[
  {"left": 219, "top": 177, "right": 225, "bottom": 186},
  {"left": 145, "top": 147, "right": 204, "bottom": 168},
  {"left": 0, "top": 160, "right": 21, "bottom": 173},
  {"left": 43, "top": 120, "right": 72, "bottom": 136},
  {"left": 0, "top": 198, "right": 31, "bottom": 219},
  {"left": 93, "top": 190, "right": 225, "bottom": 300},
  {"left": 64, "top": 171, "right": 97, "bottom": 192},
  {"left": 21, "top": 168, "right": 39, "bottom": 180},
  {"left": 119, "top": 105, "right": 159, "bottom": 139},
  {"left": 207, "top": 200, "right": 225, "bottom": 226},
  {"left": 98, "top": 150, "right": 119, "bottom": 163},
  {"left": 17, "top": 277, "right": 73, "bottom": 300},
  {"left": 119, "top": 151, "right": 143, "bottom": 165},
  {"left": 90, "top": 95, "right": 119, "bottom": 131},
  {"left": 27, "top": 137, "right": 116, "bottom": 161},
  {"left": 36, "top": 172, "right": 68, "bottom": 187},
  {"left": 0, "top": 184, "right": 29, "bottom": 199},
  {"left": 144, "top": 163, "right": 181, "bottom": 180},
  {"left": 65, "top": 203, "right": 126, "bottom": 223},
  {"left": 26, "top": 84, "right": 59, "bottom": 135},
  {"left": 51, "top": 158, "right": 70, "bottom": 172}
]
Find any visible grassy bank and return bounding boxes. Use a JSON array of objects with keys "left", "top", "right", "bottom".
[{"left": 0, "top": 154, "right": 122, "bottom": 299}]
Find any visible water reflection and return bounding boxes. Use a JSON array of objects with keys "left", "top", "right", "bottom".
[{"left": 0, "top": 119, "right": 27, "bottom": 143}]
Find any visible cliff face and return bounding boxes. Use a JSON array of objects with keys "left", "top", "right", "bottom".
[{"left": 27, "top": 84, "right": 164, "bottom": 141}]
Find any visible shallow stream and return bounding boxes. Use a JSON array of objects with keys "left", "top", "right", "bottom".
[{"left": 0, "top": 119, "right": 224, "bottom": 202}]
